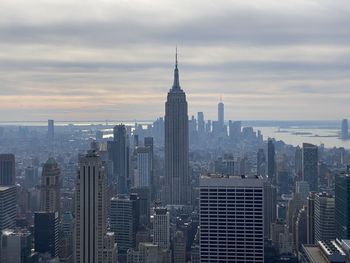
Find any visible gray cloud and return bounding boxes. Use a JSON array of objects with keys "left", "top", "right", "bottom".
[{"left": 0, "top": 0, "right": 350, "bottom": 121}]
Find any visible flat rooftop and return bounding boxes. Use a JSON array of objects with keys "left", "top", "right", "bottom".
[
  {"left": 303, "top": 245, "right": 328, "bottom": 263},
  {"left": 200, "top": 174, "right": 265, "bottom": 187}
]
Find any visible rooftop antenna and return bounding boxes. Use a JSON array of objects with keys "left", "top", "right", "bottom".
[{"left": 175, "top": 45, "right": 178, "bottom": 68}]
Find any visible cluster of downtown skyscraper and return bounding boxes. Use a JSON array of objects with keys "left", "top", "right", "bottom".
[{"left": 1, "top": 54, "right": 350, "bottom": 263}]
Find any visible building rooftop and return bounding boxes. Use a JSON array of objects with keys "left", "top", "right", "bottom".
[
  {"left": 200, "top": 174, "right": 265, "bottom": 187},
  {"left": 303, "top": 241, "right": 347, "bottom": 263},
  {"left": 319, "top": 240, "right": 346, "bottom": 257},
  {"left": 0, "top": 186, "right": 15, "bottom": 191}
]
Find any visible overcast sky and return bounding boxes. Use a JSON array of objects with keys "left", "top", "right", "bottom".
[{"left": 0, "top": 0, "right": 350, "bottom": 121}]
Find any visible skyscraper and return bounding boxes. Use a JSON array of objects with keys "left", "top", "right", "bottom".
[
  {"left": 314, "top": 192, "right": 335, "bottom": 242},
  {"left": 199, "top": 175, "right": 264, "bottom": 262},
  {"left": 130, "top": 187, "right": 151, "bottom": 228},
  {"left": 0, "top": 186, "right": 17, "bottom": 231},
  {"left": 59, "top": 211, "right": 75, "bottom": 263},
  {"left": 75, "top": 150, "right": 107, "bottom": 263},
  {"left": 264, "top": 181, "right": 277, "bottom": 239},
  {"left": 153, "top": 206, "right": 170, "bottom": 250},
  {"left": 295, "top": 206, "right": 307, "bottom": 255},
  {"left": 110, "top": 195, "right": 138, "bottom": 257},
  {"left": 302, "top": 143, "right": 318, "bottom": 191},
  {"left": 144, "top": 137, "right": 154, "bottom": 200},
  {"left": 341, "top": 119, "right": 349, "bottom": 139},
  {"left": 1, "top": 228, "right": 32, "bottom": 263},
  {"left": 267, "top": 138, "right": 275, "bottom": 182},
  {"left": 144, "top": 137, "right": 154, "bottom": 153},
  {"left": 164, "top": 51, "right": 189, "bottom": 205},
  {"left": 218, "top": 101, "right": 224, "bottom": 128},
  {"left": 34, "top": 211, "right": 59, "bottom": 258},
  {"left": 173, "top": 230, "right": 186, "bottom": 263},
  {"left": 197, "top": 112, "right": 205, "bottom": 135},
  {"left": 108, "top": 124, "right": 130, "bottom": 194},
  {"left": 257, "top": 148, "right": 266, "bottom": 177},
  {"left": 229, "top": 121, "right": 241, "bottom": 141},
  {"left": 40, "top": 157, "right": 61, "bottom": 213},
  {"left": 135, "top": 147, "right": 152, "bottom": 188},
  {"left": 295, "top": 146, "right": 303, "bottom": 178},
  {"left": 307, "top": 192, "right": 316, "bottom": 244},
  {"left": 48, "top": 119, "right": 54, "bottom": 141},
  {"left": 103, "top": 232, "right": 118, "bottom": 263},
  {"left": 335, "top": 170, "right": 350, "bottom": 240},
  {"left": 0, "top": 154, "right": 15, "bottom": 185}
]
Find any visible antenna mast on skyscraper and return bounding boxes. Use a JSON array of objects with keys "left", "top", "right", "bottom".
[{"left": 175, "top": 45, "right": 178, "bottom": 68}]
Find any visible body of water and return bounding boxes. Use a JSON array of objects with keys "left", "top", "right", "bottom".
[{"left": 256, "top": 126, "right": 350, "bottom": 149}]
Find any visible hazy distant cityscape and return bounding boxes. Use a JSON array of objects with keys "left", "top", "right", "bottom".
[
  {"left": 2, "top": 0, "right": 350, "bottom": 263},
  {"left": 0, "top": 54, "right": 350, "bottom": 263}
]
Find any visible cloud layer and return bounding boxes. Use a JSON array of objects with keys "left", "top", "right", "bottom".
[{"left": 1, "top": 0, "right": 350, "bottom": 121}]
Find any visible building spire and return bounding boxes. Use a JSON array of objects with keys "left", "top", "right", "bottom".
[
  {"left": 172, "top": 46, "right": 181, "bottom": 90},
  {"left": 175, "top": 46, "right": 178, "bottom": 69}
]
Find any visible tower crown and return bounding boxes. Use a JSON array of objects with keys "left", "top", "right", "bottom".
[{"left": 171, "top": 47, "right": 182, "bottom": 92}]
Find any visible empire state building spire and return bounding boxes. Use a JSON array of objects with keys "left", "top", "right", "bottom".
[
  {"left": 164, "top": 50, "right": 189, "bottom": 205},
  {"left": 172, "top": 47, "right": 181, "bottom": 91}
]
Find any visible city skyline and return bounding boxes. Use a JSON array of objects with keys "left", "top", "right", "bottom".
[
  {"left": 1, "top": 39, "right": 350, "bottom": 261},
  {"left": 1, "top": 0, "right": 350, "bottom": 121}
]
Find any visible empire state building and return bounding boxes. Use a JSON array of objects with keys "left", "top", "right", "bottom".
[{"left": 164, "top": 52, "right": 189, "bottom": 205}]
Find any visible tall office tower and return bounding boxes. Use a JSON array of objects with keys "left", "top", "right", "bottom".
[
  {"left": 130, "top": 187, "right": 150, "bottom": 228},
  {"left": 108, "top": 124, "right": 129, "bottom": 194},
  {"left": 135, "top": 147, "right": 152, "bottom": 188},
  {"left": 314, "top": 192, "right": 335, "bottom": 242},
  {"left": 153, "top": 206, "right": 170, "bottom": 250},
  {"left": 59, "top": 212, "right": 75, "bottom": 263},
  {"left": 110, "top": 195, "right": 138, "bottom": 257},
  {"left": 0, "top": 154, "right": 15, "bottom": 185},
  {"left": 133, "top": 134, "right": 139, "bottom": 148},
  {"left": 267, "top": 138, "right": 276, "bottom": 182},
  {"left": 164, "top": 52, "right": 189, "bottom": 205},
  {"left": 48, "top": 119, "right": 54, "bottom": 141},
  {"left": 229, "top": 121, "right": 241, "bottom": 141},
  {"left": 173, "top": 230, "right": 186, "bottom": 263},
  {"left": 218, "top": 101, "right": 224, "bottom": 128},
  {"left": 144, "top": 137, "right": 154, "bottom": 153},
  {"left": 1, "top": 228, "right": 32, "bottom": 263},
  {"left": 191, "top": 231, "right": 200, "bottom": 263},
  {"left": 264, "top": 181, "right": 277, "bottom": 239},
  {"left": 40, "top": 157, "right": 61, "bottom": 213},
  {"left": 199, "top": 175, "right": 264, "bottom": 263},
  {"left": 103, "top": 232, "right": 118, "bottom": 263},
  {"left": 302, "top": 143, "right": 319, "bottom": 191},
  {"left": 335, "top": 170, "right": 350, "bottom": 239},
  {"left": 144, "top": 137, "right": 154, "bottom": 199},
  {"left": 0, "top": 186, "right": 16, "bottom": 231},
  {"left": 75, "top": 150, "right": 107, "bottom": 263},
  {"left": 257, "top": 148, "right": 266, "bottom": 177},
  {"left": 341, "top": 119, "right": 349, "bottom": 139},
  {"left": 189, "top": 115, "right": 197, "bottom": 134},
  {"left": 295, "top": 146, "right": 303, "bottom": 178},
  {"left": 34, "top": 211, "right": 59, "bottom": 258},
  {"left": 306, "top": 192, "right": 315, "bottom": 244},
  {"left": 205, "top": 120, "right": 211, "bottom": 133},
  {"left": 197, "top": 112, "right": 205, "bottom": 134},
  {"left": 295, "top": 206, "right": 307, "bottom": 255}
]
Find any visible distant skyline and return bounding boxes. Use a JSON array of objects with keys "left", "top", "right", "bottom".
[{"left": 1, "top": 0, "right": 350, "bottom": 121}]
